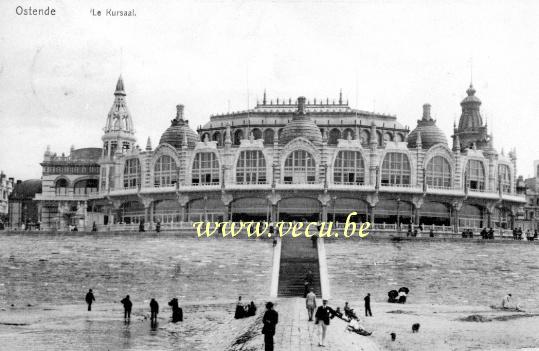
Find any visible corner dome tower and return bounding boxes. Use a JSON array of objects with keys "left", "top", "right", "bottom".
[
  {"left": 407, "top": 104, "right": 447, "bottom": 149},
  {"left": 159, "top": 105, "right": 199, "bottom": 149},
  {"left": 279, "top": 97, "right": 322, "bottom": 146},
  {"left": 458, "top": 84, "right": 482, "bottom": 130}
]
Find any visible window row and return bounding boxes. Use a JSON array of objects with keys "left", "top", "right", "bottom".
[{"left": 119, "top": 153, "right": 511, "bottom": 192}]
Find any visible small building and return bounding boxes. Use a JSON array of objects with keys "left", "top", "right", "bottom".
[
  {"left": 34, "top": 146, "right": 101, "bottom": 230},
  {"left": 8, "top": 179, "right": 42, "bottom": 229},
  {"left": 0, "top": 172, "right": 14, "bottom": 224}
]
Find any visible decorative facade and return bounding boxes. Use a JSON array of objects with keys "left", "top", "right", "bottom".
[
  {"left": 36, "top": 77, "right": 525, "bottom": 231},
  {"left": 0, "top": 172, "right": 14, "bottom": 221}
]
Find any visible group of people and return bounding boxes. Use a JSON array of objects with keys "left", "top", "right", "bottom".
[
  {"left": 234, "top": 296, "right": 257, "bottom": 319},
  {"left": 513, "top": 227, "right": 537, "bottom": 241},
  {"left": 305, "top": 288, "right": 374, "bottom": 347},
  {"left": 137, "top": 220, "right": 162, "bottom": 233},
  {"left": 85, "top": 289, "right": 178, "bottom": 325},
  {"left": 387, "top": 287, "right": 409, "bottom": 303}
]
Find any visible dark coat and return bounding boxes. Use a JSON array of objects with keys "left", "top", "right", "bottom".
[
  {"left": 85, "top": 292, "right": 95, "bottom": 304},
  {"left": 150, "top": 300, "right": 159, "bottom": 313},
  {"left": 121, "top": 297, "right": 132, "bottom": 311},
  {"left": 364, "top": 295, "right": 371, "bottom": 306},
  {"left": 262, "top": 309, "right": 278, "bottom": 335},
  {"left": 315, "top": 305, "right": 334, "bottom": 325}
]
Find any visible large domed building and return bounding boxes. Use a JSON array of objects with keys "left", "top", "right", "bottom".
[
  {"left": 279, "top": 97, "right": 323, "bottom": 146},
  {"left": 158, "top": 105, "right": 199, "bottom": 149},
  {"left": 407, "top": 104, "right": 448, "bottom": 149},
  {"left": 35, "top": 77, "right": 525, "bottom": 233}
]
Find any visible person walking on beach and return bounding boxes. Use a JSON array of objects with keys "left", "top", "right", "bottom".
[
  {"left": 364, "top": 293, "right": 373, "bottom": 316},
  {"left": 150, "top": 298, "right": 159, "bottom": 323},
  {"left": 85, "top": 289, "right": 95, "bottom": 311},
  {"left": 315, "top": 299, "right": 334, "bottom": 347},
  {"left": 306, "top": 288, "right": 317, "bottom": 321},
  {"left": 262, "top": 302, "right": 278, "bottom": 351},
  {"left": 121, "top": 295, "right": 133, "bottom": 320}
]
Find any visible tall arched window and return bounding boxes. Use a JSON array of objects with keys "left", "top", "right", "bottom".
[
  {"left": 283, "top": 150, "right": 316, "bottom": 184},
  {"left": 381, "top": 153, "right": 411, "bottom": 186},
  {"left": 426, "top": 156, "right": 451, "bottom": 189},
  {"left": 236, "top": 150, "right": 267, "bottom": 184},
  {"left": 465, "top": 159, "right": 485, "bottom": 191},
  {"left": 154, "top": 155, "right": 178, "bottom": 187},
  {"left": 233, "top": 130, "right": 243, "bottom": 145},
  {"left": 498, "top": 164, "right": 511, "bottom": 194},
  {"left": 192, "top": 152, "right": 219, "bottom": 185},
  {"left": 55, "top": 178, "right": 68, "bottom": 196},
  {"left": 328, "top": 129, "right": 341, "bottom": 145},
  {"left": 333, "top": 151, "right": 365, "bottom": 185},
  {"left": 263, "top": 129, "right": 275, "bottom": 145},
  {"left": 123, "top": 158, "right": 141, "bottom": 189},
  {"left": 212, "top": 132, "right": 222, "bottom": 146},
  {"left": 252, "top": 128, "right": 262, "bottom": 140}
]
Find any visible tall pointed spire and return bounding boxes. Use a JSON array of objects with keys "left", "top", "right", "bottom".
[
  {"left": 115, "top": 75, "right": 126, "bottom": 96},
  {"left": 339, "top": 89, "right": 343, "bottom": 105},
  {"left": 104, "top": 75, "right": 135, "bottom": 137},
  {"left": 263, "top": 89, "right": 267, "bottom": 105},
  {"left": 146, "top": 137, "right": 152, "bottom": 151}
]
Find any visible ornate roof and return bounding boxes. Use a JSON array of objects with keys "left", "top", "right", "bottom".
[
  {"left": 407, "top": 104, "right": 448, "bottom": 149},
  {"left": 458, "top": 84, "right": 483, "bottom": 130},
  {"left": 279, "top": 97, "right": 323, "bottom": 146},
  {"left": 104, "top": 76, "right": 135, "bottom": 135},
  {"left": 70, "top": 148, "right": 102, "bottom": 161},
  {"left": 159, "top": 105, "right": 199, "bottom": 149}
]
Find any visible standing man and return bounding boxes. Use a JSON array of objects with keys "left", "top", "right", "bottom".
[
  {"left": 315, "top": 299, "right": 334, "bottom": 347},
  {"left": 262, "top": 302, "right": 278, "bottom": 351},
  {"left": 305, "top": 288, "right": 317, "bottom": 321},
  {"left": 150, "top": 298, "right": 159, "bottom": 324},
  {"left": 364, "top": 293, "right": 373, "bottom": 316},
  {"left": 85, "top": 289, "right": 95, "bottom": 311},
  {"left": 121, "top": 295, "right": 133, "bottom": 321}
]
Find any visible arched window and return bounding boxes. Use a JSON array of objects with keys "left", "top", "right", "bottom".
[
  {"left": 465, "top": 159, "right": 485, "bottom": 191},
  {"left": 123, "top": 158, "right": 141, "bottom": 189},
  {"left": 426, "top": 156, "right": 451, "bottom": 189},
  {"left": 154, "top": 155, "right": 178, "bottom": 187},
  {"left": 233, "top": 130, "right": 243, "bottom": 145},
  {"left": 55, "top": 178, "right": 68, "bottom": 196},
  {"left": 283, "top": 150, "right": 316, "bottom": 184},
  {"left": 328, "top": 129, "right": 341, "bottom": 145},
  {"left": 212, "top": 132, "right": 222, "bottom": 146},
  {"left": 252, "top": 128, "right": 262, "bottom": 140},
  {"left": 381, "top": 153, "right": 411, "bottom": 186},
  {"left": 343, "top": 128, "right": 355, "bottom": 140},
  {"left": 360, "top": 130, "right": 370, "bottom": 145},
  {"left": 236, "top": 150, "right": 267, "bottom": 184},
  {"left": 263, "top": 129, "right": 275, "bottom": 145},
  {"left": 74, "top": 179, "right": 98, "bottom": 195},
  {"left": 498, "top": 164, "right": 511, "bottom": 194},
  {"left": 192, "top": 152, "right": 219, "bottom": 185},
  {"left": 333, "top": 151, "right": 365, "bottom": 185}
]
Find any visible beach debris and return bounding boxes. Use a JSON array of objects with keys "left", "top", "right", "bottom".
[
  {"left": 459, "top": 314, "right": 491, "bottom": 322},
  {"left": 390, "top": 332, "right": 396, "bottom": 341},
  {"left": 412, "top": 323, "right": 420, "bottom": 333}
]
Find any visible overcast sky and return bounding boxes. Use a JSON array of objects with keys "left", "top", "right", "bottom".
[{"left": 1, "top": 0, "right": 538, "bottom": 180}]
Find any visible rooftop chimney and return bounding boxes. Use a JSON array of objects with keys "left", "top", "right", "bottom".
[
  {"left": 422, "top": 103, "right": 432, "bottom": 121},
  {"left": 297, "top": 96, "right": 306, "bottom": 115}
]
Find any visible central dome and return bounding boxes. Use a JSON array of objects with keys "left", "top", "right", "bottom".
[
  {"left": 279, "top": 97, "right": 323, "bottom": 146},
  {"left": 159, "top": 105, "right": 199, "bottom": 149},
  {"left": 407, "top": 104, "right": 448, "bottom": 149}
]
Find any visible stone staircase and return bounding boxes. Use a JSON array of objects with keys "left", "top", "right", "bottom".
[{"left": 278, "top": 237, "right": 321, "bottom": 297}]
